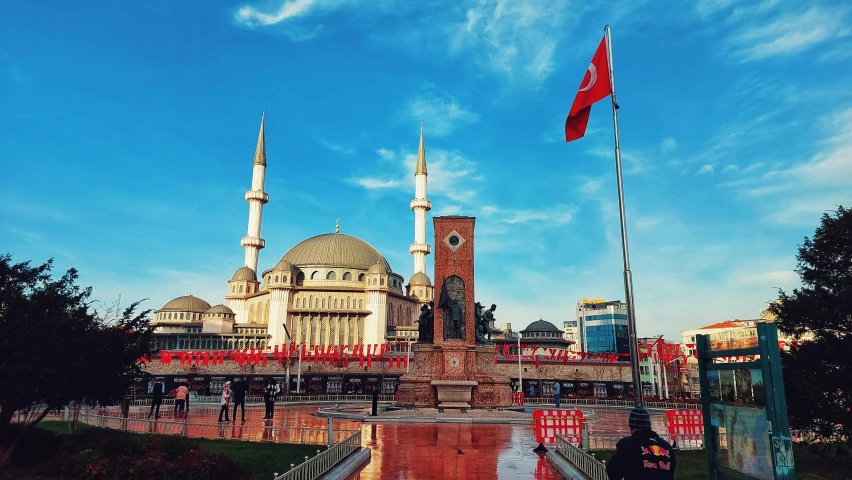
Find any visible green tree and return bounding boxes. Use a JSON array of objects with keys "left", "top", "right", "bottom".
[
  {"left": 768, "top": 206, "right": 852, "bottom": 447},
  {"left": 0, "top": 254, "right": 154, "bottom": 464}
]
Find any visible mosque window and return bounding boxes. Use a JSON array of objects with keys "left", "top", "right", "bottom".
[
  {"left": 381, "top": 278, "right": 385, "bottom": 286},
  {"left": 347, "top": 297, "right": 351, "bottom": 309},
  {"left": 296, "top": 272, "right": 305, "bottom": 285},
  {"left": 334, "top": 298, "right": 339, "bottom": 309},
  {"left": 373, "top": 278, "right": 377, "bottom": 285},
  {"left": 322, "top": 298, "right": 326, "bottom": 308},
  {"left": 275, "top": 275, "right": 279, "bottom": 283},
  {"left": 358, "top": 273, "right": 365, "bottom": 282},
  {"left": 327, "top": 271, "right": 336, "bottom": 280},
  {"left": 343, "top": 272, "right": 351, "bottom": 281},
  {"left": 240, "top": 285, "right": 244, "bottom": 293},
  {"left": 311, "top": 271, "right": 319, "bottom": 280},
  {"left": 283, "top": 275, "right": 287, "bottom": 283},
  {"left": 359, "top": 299, "right": 363, "bottom": 309},
  {"left": 180, "top": 313, "right": 184, "bottom": 320},
  {"left": 231, "top": 285, "right": 235, "bottom": 293}
]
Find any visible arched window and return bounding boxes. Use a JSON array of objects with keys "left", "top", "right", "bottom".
[
  {"left": 282, "top": 275, "right": 287, "bottom": 283},
  {"left": 315, "top": 298, "right": 319, "bottom": 308},
  {"left": 358, "top": 273, "right": 365, "bottom": 282},
  {"left": 240, "top": 285, "right": 244, "bottom": 293},
  {"left": 326, "top": 271, "right": 336, "bottom": 280},
  {"left": 380, "top": 278, "right": 385, "bottom": 286},
  {"left": 359, "top": 299, "right": 363, "bottom": 309},
  {"left": 322, "top": 298, "right": 326, "bottom": 308},
  {"left": 343, "top": 272, "right": 352, "bottom": 281},
  {"left": 311, "top": 271, "right": 319, "bottom": 280},
  {"left": 334, "top": 298, "right": 339, "bottom": 309},
  {"left": 373, "top": 278, "right": 378, "bottom": 285},
  {"left": 296, "top": 271, "right": 305, "bottom": 285},
  {"left": 180, "top": 313, "right": 184, "bottom": 320},
  {"left": 347, "top": 297, "right": 351, "bottom": 309},
  {"left": 328, "top": 296, "right": 332, "bottom": 308},
  {"left": 275, "top": 275, "right": 279, "bottom": 283},
  {"left": 231, "top": 285, "right": 235, "bottom": 293}
]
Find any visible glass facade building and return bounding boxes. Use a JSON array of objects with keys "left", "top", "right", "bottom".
[{"left": 571, "top": 299, "right": 630, "bottom": 354}]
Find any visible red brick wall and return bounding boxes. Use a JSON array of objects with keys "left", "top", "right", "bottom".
[{"left": 433, "top": 216, "right": 476, "bottom": 345}]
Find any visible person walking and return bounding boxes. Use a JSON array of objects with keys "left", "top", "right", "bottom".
[
  {"left": 148, "top": 380, "right": 165, "bottom": 419},
  {"left": 231, "top": 377, "right": 248, "bottom": 423},
  {"left": 174, "top": 382, "right": 189, "bottom": 418},
  {"left": 263, "top": 378, "right": 280, "bottom": 419},
  {"left": 218, "top": 382, "right": 232, "bottom": 422},
  {"left": 606, "top": 407, "right": 676, "bottom": 480},
  {"left": 553, "top": 380, "right": 561, "bottom": 408}
]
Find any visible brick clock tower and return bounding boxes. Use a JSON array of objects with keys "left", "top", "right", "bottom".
[{"left": 397, "top": 216, "right": 512, "bottom": 410}]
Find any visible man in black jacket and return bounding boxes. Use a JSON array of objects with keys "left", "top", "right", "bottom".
[
  {"left": 606, "top": 407, "right": 676, "bottom": 480},
  {"left": 231, "top": 377, "right": 248, "bottom": 423},
  {"left": 148, "top": 380, "right": 165, "bottom": 419}
]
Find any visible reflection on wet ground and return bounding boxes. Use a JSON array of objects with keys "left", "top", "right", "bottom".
[{"left": 97, "top": 404, "right": 668, "bottom": 479}]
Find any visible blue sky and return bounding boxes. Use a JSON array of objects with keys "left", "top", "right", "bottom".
[{"left": 2, "top": 0, "right": 851, "bottom": 340}]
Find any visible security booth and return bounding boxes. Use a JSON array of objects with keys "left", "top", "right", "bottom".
[{"left": 697, "top": 322, "right": 796, "bottom": 480}]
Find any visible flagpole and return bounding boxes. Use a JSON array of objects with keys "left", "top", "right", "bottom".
[{"left": 604, "top": 24, "right": 643, "bottom": 408}]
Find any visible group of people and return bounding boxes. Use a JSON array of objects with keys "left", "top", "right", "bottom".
[
  {"left": 218, "top": 377, "right": 280, "bottom": 422},
  {"left": 147, "top": 380, "right": 190, "bottom": 419}
]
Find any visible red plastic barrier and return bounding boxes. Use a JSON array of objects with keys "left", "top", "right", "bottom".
[
  {"left": 532, "top": 409, "right": 584, "bottom": 445},
  {"left": 512, "top": 392, "right": 525, "bottom": 407},
  {"left": 666, "top": 409, "right": 703, "bottom": 441}
]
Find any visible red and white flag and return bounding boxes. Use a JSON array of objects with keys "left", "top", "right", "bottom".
[{"left": 565, "top": 36, "right": 612, "bottom": 142}]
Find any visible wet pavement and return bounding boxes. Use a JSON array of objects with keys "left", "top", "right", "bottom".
[{"left": 97, "top": 403, "right": 668, "bottom": 479}]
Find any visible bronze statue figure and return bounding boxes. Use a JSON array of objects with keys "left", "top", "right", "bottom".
[
  {"left": 475, "top": 302, "right": 497, "bottom": 344},
  {"left": 416, "top": 302, "right": 434, "bottom": 344},
  {"left": 438, "top": 275, "right": 465, "bottom": 340}
]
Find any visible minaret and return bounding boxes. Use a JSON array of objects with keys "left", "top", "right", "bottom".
[
  {"left": 409, "top": 123, "right": 432, "bottom": 274},
  {"left": 240, "top": 112, "right": 268, "bottom": 274}
]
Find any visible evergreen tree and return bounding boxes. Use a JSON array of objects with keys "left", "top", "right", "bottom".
[
  {"left": 0, "top": 254, "right": 153, "bottom": 464},
  {"left": 768, "top": 206, "right": 852, "bottom": 447}
]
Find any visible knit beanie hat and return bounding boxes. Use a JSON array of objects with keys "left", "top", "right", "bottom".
[{"left": 628, "top": 407, "right": 652, "bottom": 430}]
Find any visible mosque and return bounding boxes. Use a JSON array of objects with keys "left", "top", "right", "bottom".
[{"left": 150, "top": 114, "right": 434, "bottom": 353}]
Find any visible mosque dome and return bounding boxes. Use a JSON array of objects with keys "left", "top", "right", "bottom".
[
  {"left": 368, "top": 261, "right": 389, "bottom": 275},
  {"left": 272, "top": 258, "right": 294, "bottom": 272},
  {"left": 160, "top": 295, "right": 211, "bottom": 313},
  {"left": 408, "top": 272, "right": 431, "bottom": 286},
  {"left": 231, "top": 266, "right": 257, "bottom": 282},
  {"left": 522, "top": 319, "right": 562, "bottom": 334},
  {"left": 280, "top": 233, "right": 392, "bottom": 271},
  {"left": 205, "top": 304, "right": 235, "bottom": 316}
]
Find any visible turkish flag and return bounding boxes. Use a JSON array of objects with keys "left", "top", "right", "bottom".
[{"left": 565, "top": 36, "right": 612, "bottom": 142}]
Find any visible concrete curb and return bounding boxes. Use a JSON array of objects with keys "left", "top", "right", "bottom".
[
  {"left": 545, "top": 450, "right": 588, "bottom": 480},
  {"left": 319, "top": 447, "right": 371, "bottom": 480}
]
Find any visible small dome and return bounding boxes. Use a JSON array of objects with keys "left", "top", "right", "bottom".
[
  {"left": 231, "top": 266, "right": 257, "bottom": 282},
  {"left": 205, "top": 304, "right": 234, "bottom": 316},
  {"left": 160, "top": 295, "right": 211, "bottom": 313},
  {"left": 522, "top": 319, "right": 561, "bottom": 333},
  {"left": 273, "top": 259, "right": 293, "bottom": 272},
  {"left": 408, "top": 272, "right": 431, "bottom": 286},
  {"left": 368, "top": 261, "right": 388, "bottom": 275}
]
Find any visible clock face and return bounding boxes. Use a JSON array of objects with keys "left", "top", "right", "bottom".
[{"left": 449, "top": 357, "right": 460, "bottom": 368}]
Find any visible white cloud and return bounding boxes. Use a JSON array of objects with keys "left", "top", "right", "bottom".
[
  {"left": 350, "top": 177, "right": 401, "bottom": 189},
  {"left": 481, "top": 205, "right": 498, "bottom": 215},
  {"left": 319, "top": 140, "right": 355, "bottom": 156},
  {"left": 407, "top": 90, "right": 479, "bottom": 136},
  {"left": 697, "top": 164, "right": 714, "bottom": 175},
  {"left": 713, "top": 3, "right": 851, "bottom": 62},
  {"left": 377, "top": 148, "right": 394, "bottom": 161},
  {"left": 580, "top": 179, "right": 602, "bottom": 194},
  {"left": 661, "top": 137, "right": 677, "bottom": 152},
  {"left": 722, "top": 165, "right": 739, "bottom": 173},
  {"left": 482, "top": 205, "right": 578, "bottom": 226},
  {"left": 234, "top": 0, "right": 329, "bottom": 27}
]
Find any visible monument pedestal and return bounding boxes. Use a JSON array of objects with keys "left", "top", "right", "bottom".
[{"left": 397, "top": 216, "right": 512, "bottom": 410}]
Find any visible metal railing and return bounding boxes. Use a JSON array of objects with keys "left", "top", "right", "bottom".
[
  {"left": 522, "top": 397, "right": 701, "bottom": 410},
  {"left": 555, "top": 434, "right": 609, "bottom": 480},
  {"left": 275, "top": 429, "right": 361, "bottom": 480},
  {"left": 130, "top": 394, "right": 393, "bottom": 406},
  {"left": 585, "top": 433, "right": 703, "bottom": 450},
  {"left": 78, "top": 413, "right": 357, "bottom": 445}
]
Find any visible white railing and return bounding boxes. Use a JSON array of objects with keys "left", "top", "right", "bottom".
[
  {"left": 555, "top": 433, "right": 609, "bottom": 480},
  {"left": 130, "top": 394, "right": 393, "bottom": 406},
  {"left": 275, "top": 430, "right": 361, "bottom": 480},
  {"left": 77, "top": 413, "right": 357, "bottom": 445},
  {"left": 586, "top": 433, "right": 703, "bottom": 450},
  {"left": 522, "top": 397, "right": 701, "bottom": 410}
]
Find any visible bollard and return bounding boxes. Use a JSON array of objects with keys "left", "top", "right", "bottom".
[
  {"left": 327, "top": 417, "right": 334, "bottom": 446},
  {"left": 64, "top": 406, "right": 70, "bottom": 422},
  {"left": 273, "top": 473, "right": 277, "bottom": 479},
  {"left": 582, "top": 422, "right": 589, "bottom": 450}
]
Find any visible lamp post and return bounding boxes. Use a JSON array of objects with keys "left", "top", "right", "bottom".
[{"left": 406, "top": 330, "right": 412, "bottom": 373}]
